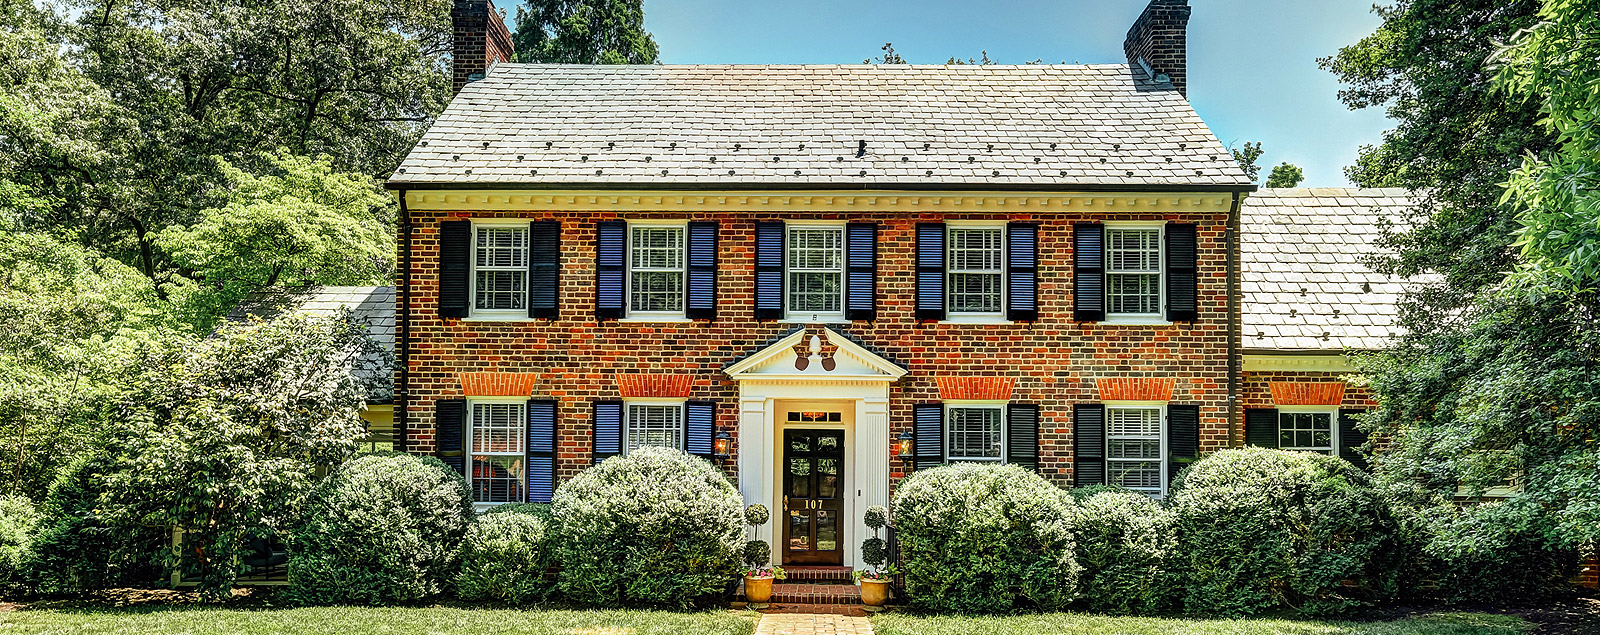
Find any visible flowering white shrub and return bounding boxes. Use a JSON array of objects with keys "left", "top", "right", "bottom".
[{"left": 1072, "top": 488, "right": 1177, "bottom": 615}]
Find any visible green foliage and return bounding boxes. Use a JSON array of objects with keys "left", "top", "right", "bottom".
[
  {"left": 1169, "top": 448, "right": 1404, "bottom": 617},
  {"left": 552, "top": 447, "right": 743, "bottom": 608},
  {"left": 24, "top": 453, "right": 167, "bottom": 594},
  {"left": 863, "top": 504, "right": 887, "bottom": 531},
  {"left": 0, "top": 494, "right": 37, "bottom": 593},
  {"left": 1419, "top": 497, "right": 1578, "bottom": 603},
  {"left": 285, "top": 453, "right": 473, "bottom": 605},
  {"left": 892, "top": 463, "right": 1079, "bottom": 613},
  {"left": 1072, "top": 489, "right": 1176, "bottom": 616},
  {"left": 741, "top": 539, "right": 770, "bottom": 570},
  {"left": 1230, "top": 141, "right": 1264, "bottom": 182},
  {"left": 1265, "top": 163, "right": 1305, "bottom": 188},
  {"left": 744, "top": 504, "right": 769, "bottom": 527},
  {"left": 513, "top": 0, "right": 659, "bottom": 64},
  {"left": 456, "top": 509, "right": 552, "bottom": 604}
]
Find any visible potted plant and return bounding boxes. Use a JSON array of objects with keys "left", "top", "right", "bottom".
[
  {"left": 740, "top": 504, "right": 781, "bottom": 607},
  {"left": 742, "top": 564, "right": 786, "bottom": 604},
  {"left": 855, "top": 504, "right": 893, "bottom": 610}
]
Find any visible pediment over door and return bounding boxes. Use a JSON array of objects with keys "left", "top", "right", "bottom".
[{"left": 723, "top": 327, "right": 908, "bottom": 383}]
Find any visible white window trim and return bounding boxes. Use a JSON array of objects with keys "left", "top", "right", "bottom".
[
  {"left": 1104, "top": 401, "right": 1167, "bottom": 496},
  {"left": 1102, "top": 221, "right": 1171, "bottom": 326},
  {"left": 944, "top": 222, "right": 1007, "bottom": 321},
  {"left": 624, "top": 220, "right": 688, "bottom": 320},
  {"left": 944, "top": 400, "right": 1007, "bottom": 463},
  {"left": 467, "top": 220, "right": 536, "bottom": 322},
  {"left": 783, "top": 222, "right": 847, "bottom": 322},
  {"left": 466, "top": 397, "right": 527, "bottom": 509},
  {"left": 622, "top": 398, "right": 686, "bottom": 455},
  {"left": 1277, "top": 405, "right": 1340, "bottom": 455}
]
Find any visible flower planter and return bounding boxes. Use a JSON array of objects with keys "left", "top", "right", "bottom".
[
  {"left": 744, "top": 574, "right": 774, "bottom": 604},
  {"left": 860, "top": 577, "right": 890, "bottom": 607}
]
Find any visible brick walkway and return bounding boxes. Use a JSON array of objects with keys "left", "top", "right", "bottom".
[{"left": 754, "top": 612, "right": 873, "bottom": 635}]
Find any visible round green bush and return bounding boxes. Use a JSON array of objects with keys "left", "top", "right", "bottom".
[
  {"left": 744, "top": 504, "right": 769, "bottom": 526},
  {"left": 1169, "top": 447, "right": 1403, "bottom": 617},
  {"left": 892, "top": 463, "right": 1079, "bottom": 612},
  {"left": 552, "top": 446, "right": 743, "bottom": 607},
  {"left": 1072, "top": 488, "right": 1176, "bottom": 615},
  {"left": 456, "top": 508, "right": 550, "bottom": 604},
  {"left": 1417, "top": 495, "right": 1578, "bottom": 604},
  {"left": 863, "top": 505, "right": 888, "bottom": 530},
  {"left": 284, "top": 453, "right": 473, "bottom": 605},
  {"left": 742, "top": 539, "right": 771, "bottom": 569}
]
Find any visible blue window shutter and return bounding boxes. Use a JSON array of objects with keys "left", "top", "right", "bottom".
[
  {"left": 526, "top": 400, "right": 557, "bottom": 503},
  {"left": 845, "top": 223, "right": 877, "bottom": 321},
  {"left": 685, "top": 401, "right": 716, "bottom": 458},
  {"left": 1006, "top": 403, "right": 1039, "bottom": 471},
  {"left": 1165, "top": 223, "right": 1198, "bottom": 322},
  {"left": 1167, "top": 404, "right": 1199, "bottom": 486},
  {"left": 1073, "top": 403, "right": 1105, "bottom": 486},
  {"left": 913, "top": 403, "right": 945, "bottom": 470},
  {"left": 595, "top": 221, "right": 625, "bottom": 319},
  {"left": 439, "top": 221, "right": 472, "bottom": 318},
  {"left": 529, "top": 221, "right": 560, "bottom": 319},
  {"left": 1006, "top": 223, "right": 1039, "bottom": 322},
  {"left": 915, "top": 223, "right": 946, "bottom": 321},
  {"left": 1245, "top": 408, "right": 1279, "bottom": 448},
  {"left": 593, "top": 401, "right": 623, "bottom": 464},
  {"left": 1339, "top": 409, "right": 1370, "bottom": 470},
  {"left": 1073, "top": 223, "right": 1104, "bottom": 322},
  {"left": 435, "top": 398, "right": 467, "bottom": 476},
  {"left": 754, "top": 221, "right": 785, "bottom": 320},
  {"left": 686, "top": 222, "right": 718, "bottom": 320}
]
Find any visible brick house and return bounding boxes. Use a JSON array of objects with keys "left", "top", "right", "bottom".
[{"left": 386, "top": 0, "right": 1408, "bottom": 569}]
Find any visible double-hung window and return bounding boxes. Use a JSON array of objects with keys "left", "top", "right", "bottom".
[
  {"left": 628, "top": 224, "right": 686, "bottom": 316},
  {"left": 1279, "top": 410, "right": 1336, "bottom": 454},
  {"left": 787, "top": 225, "right": 845, "bottom": 320},
  {"left": 946, "top": 404, "right": 1005, "bottom": 461},
  {"left": 473, "top": 225, "right": 530, "bottom": 314},
  {"left": 625, "top": 402, "right": 685, "bottom": 453},
  {"left": 469, "top": 400, "right": 526, "bottom": 504},
  {"left": 1105, "top": 226, "right": 1162, "bottom": 318},
  {"left": 947, "top": 227, "right": 1004, "bottom": 316},
  {"left": 1106, "top": 406, "right": 1164, "bottom": 493}
]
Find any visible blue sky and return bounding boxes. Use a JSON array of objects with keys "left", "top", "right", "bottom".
[{"left": 639, "top": 0, "right": 1394, "bottom": 187}]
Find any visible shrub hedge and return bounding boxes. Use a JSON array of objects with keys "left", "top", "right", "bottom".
[
  {"left": 23, "top": 453, "right": 166, "bottom": 594},
  {"left": 0, "top": 494, "right": 37, "bottom": 594},
  {"left": 892, "top": 463, "right": 1079, "bottom": 612},
  {"left": 1071, "top": 487, "right": 1177, "bottom": 615},
  {"left": 1419, "top": 495, "right": 1578, "bottom": 603},
  {"left": 456, "top": 508, "right": 551, "bottom": 604}
]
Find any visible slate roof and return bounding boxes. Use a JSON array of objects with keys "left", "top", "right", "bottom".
[
  {"left": 389, "top": 64, "right": 1253, "bottom": 189},
  {"left": 1241, "top": 188, "right": 1420, "bottom": 352},
  {"left": 228, "top": 286, "right": 396, "bottom": 402}
]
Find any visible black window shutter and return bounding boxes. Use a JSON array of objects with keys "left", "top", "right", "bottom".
[
  {"left": 1167, "top": 404, "right": 1200, "bottom": 486},
  {"left": 1073, "top": 223, "right": 1105, "bottom": 322},
  {"left": 1006, "top": 403, "right": 1040, "bottom": 471},
  {"left": 754, "top": 221, "right": 785, "bottom": 320},
  {"left": 435, "top": 398, "right": 467, "bottom": 476},
  {"left": 685, "top": 401, "right": 716, "bottom": 458},
  {"left": 1006, "top": 223, "right": 1039, "bottom": 322},
  {"left": 912, "top": 403, "right": 945, "bottom": 470},
  {"left": 686, "top": 221, "right": 718, "bottom": 320},
  {"left": 595, "top": 221, "right": 626, "bottom": 319},
  {"left": 845, "top": 223, "right": 877, "bottom": 321},
  {"left": 593, "top": 401, "right": 624, "bottom": 464},
  {"left": 1339, "top": 409, "right": 1370, "bottom": 469},
  {"left": 526, "top": 400, "right": 557, "bottom": 503},
  {"left": 1165, "top": 223, "right": 1198, "bottom": 322},
  {"left": 439, "top": 221, "right": 472, "bottom": 318},
  {"left": 529, "top": 221, "right": 560, "bottom": 319},
  {"left": 1245, "top": 408, "right": 1279, "bottom": 448},
  {"left": 915, "top": 223, "right": 946, "bottom": 321},
  {"left": 1073, "top": 403, "right": 1106, "bottom": 486}
]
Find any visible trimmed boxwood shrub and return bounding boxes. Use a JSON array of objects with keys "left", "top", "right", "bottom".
[
  {"left": 1169, "top": 447, "right": 1403, "bottom": 617},
  {"left": 892, "top": 463, "right": 1079, "bottom": 612},
  {"left": 1072, "top": 487, "right": 1177, "bottom": 615},
  {"left": 284, "top": 453, "right": 473, "bottom": 605},
  {"left": 553, "top": 446, "right": 743, "bottom": 607},
  {"left": 456, "top": 507, "right": 551, "bottom": 604}
]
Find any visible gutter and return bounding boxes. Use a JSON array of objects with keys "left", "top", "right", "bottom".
[
  {"left": 384, "top": 180, "right": 1259, "bottom": 194},
  {"left": 397, "top": 189, "right": 411, "bottom": 453},
  {"left": 1226, "top": 190, "right": 1242, "bottom": 448}
]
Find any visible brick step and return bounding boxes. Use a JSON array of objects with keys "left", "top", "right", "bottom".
[
  {"left": 766, "top": 582, "right": 861, "bottom": 605},
  {"left": 781, "top": 565, "right": 854, "bottom": 583}
]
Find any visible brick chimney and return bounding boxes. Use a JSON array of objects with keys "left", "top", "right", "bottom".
[
  {"left": 452, "top": 0, "right": 515, "bottom": 96},
  {"left": 1123, "top": 0, "right": 1191, "bottom": 97}
]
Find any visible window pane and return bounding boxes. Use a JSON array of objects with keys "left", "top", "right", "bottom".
[
  {"left": 1279, "top": 412, "right": 1334, "bottom": 453},
  {"left": 630, "top": 271, "right": 683, "bottom": 312},
  {"left": 1108, "top": 407, "right": 1161, "bottom": 491},
  {"left": 1109, "top": 460, "right": 1161, "bottom": 490},
  {"left": 949, "top": 272, "right": 1002, "bottom": 313},
  {"left": 1106, "top": 229, "right": 1160, "bottom": 272},
  {"left": 948, "top": 407, "right": 1002, "bottom": 459},
  {"left": 788, "top": 271, "right": 841, "bottom": 312},
  {"left": 787, "top": 228, "right": 843, "bottom": 270},
  {"left": 1108, "top": 439, "right": 1161, "bottom": 459},
  {"left": 949, "top": 228, "right": 1003, "bottom": 271},
  {"left": 627, "top": 404, "right": 683, "bottom": 452},
  {"left": 471, "top": 454, "right": 525, "bottom": 503},
  {"left": 476, "top": 228, "right": 529, "bottom": 268},
  {"left": 630, "top": 227, "right": 683, "bottom": 269},
  {"left": 1107, "top": 273, "right": 1160, "bottom": 314},
  {"left": 1108, "top": 408, "right": 1160, "bottom": 437},
  {"left": 472, "top": 403, "right": 526, "bottom": 453}
]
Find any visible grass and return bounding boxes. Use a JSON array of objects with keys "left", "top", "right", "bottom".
[
  {"left": 0, "top": 605, "right": 759, "bottom": 635},
  {"left": 870, "top": 611, "right": 1534, "bottom": 635}
]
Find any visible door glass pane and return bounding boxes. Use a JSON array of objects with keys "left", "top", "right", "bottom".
[
  {"left": 789, "top": 458, "right": 811, "bottom": 498},
  {"left": 790, "top": 435, "right": 810, "bottom": 452},
  {"left": 817, "top": 458, "right": 838, "bottom": 498},
  {"left": 815, "top": 510, "right": 837, "bottom": 551},
  {"left": 816, "top": 434, "right": 839, "bottom": 454},
  {"left": 789, "top": 512, "right": 811, "bottom": 551}
]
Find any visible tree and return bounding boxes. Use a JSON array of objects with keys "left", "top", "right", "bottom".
[
  {"left": 865, "top": 43, "right": 907, "bottom": 64},
  {"left": 1230, "top": 141, "right": 1264, "bottom": 182},
  {"left": 513, "top": 0, "right": 659, "bottom": 64},
  {"left": 1264, "top": 163, "right": 1305, "bottom": 188}
]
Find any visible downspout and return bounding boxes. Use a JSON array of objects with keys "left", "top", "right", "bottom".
[
  {"left": 398, "top": 189, "right": 411, "bottom": 452},
  {"left": 1226, "top": 191, "right": 1242, "bottom": 448}
]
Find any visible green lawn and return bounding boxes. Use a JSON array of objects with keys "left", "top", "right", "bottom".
[
  {"left": 871, "top": 612, "right": 1533, "bottom": 635},
  {"left": 0, "top": 606, "right": 759, "bottom": 635}
]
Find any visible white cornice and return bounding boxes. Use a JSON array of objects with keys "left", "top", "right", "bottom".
[
  {"left": 402, "top": 189, "right": 1234, "bottom": 214},
  {"left": 1242, "top": 354, "right": 1356, "bottom": 373}
]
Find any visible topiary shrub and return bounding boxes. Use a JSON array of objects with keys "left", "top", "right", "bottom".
[
  {"left": 553, "top": 446, "right": 743, "bottom": 607},
  {"left": 1169, "top": 447, "right": 1404, "bottom": 617},
  {"left": 0, "top": 494, "right": 38, "bottom": 595},
  {"left": 741, "top": 504, "right": 774, "bottom": 575},
  {"left": 284, "top": 453, "right": 473, "bottom": 605},
  {"left": 1071, "top": 487, "right": 1176, "bottom": 615},
  {"left": 892, "top": 463, "right": 1079, "bottom": 612},
  {"left": 23, "top": 453, "right": 166, "bottom": 594},
  {"left": 456, "top": 508, "right": 551, "bottom": 604}
]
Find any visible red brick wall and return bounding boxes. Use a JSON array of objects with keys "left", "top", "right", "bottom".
[
  {"left": 1239, "top": 370, "right": 1375, "bottom": 412},
  {"left": 1580, "top": 553, "right": 1599, "bottom": 589},
  {"left": 451, "top": 0, "right": 515, "bottom": 95},
  {"left": 399, "top": 208, "right": 1233, "bottom": 489}
]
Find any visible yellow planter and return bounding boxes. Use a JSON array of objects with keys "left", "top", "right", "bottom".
[
  {"left": 860, "top": 578, "right": 890, "bottom": 607},
  {"left": 744, "top": 575, "right": 774, "bottom": 604}
]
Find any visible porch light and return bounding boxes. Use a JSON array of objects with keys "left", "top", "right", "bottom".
[
  {"left": 713, "top": 431, "right": 733, "bottom": 459},
  {"left": 894, "top": 432, "right": 914, "bottom": 458}
]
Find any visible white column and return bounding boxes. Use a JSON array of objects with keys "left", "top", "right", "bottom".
[
  {"left": 738, "top": 395, "right": 772, "bottom": 552},
  {"left": 854, "top": 394, "right": 891, "bottom": 569}
]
